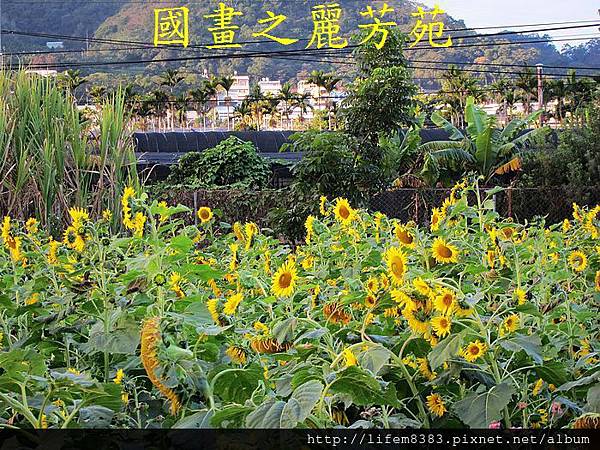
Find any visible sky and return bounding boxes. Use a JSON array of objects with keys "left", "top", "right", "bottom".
[{"left": 421, "top": 0, "right": 600, "bottom": 48}]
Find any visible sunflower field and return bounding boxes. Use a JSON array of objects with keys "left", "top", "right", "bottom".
[{"left": 0, "top": 179, "right": 598, "bottom": 430}]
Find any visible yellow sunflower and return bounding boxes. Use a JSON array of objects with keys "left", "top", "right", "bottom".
[
  {"left": 366, "top": 276, "right": 379, "bottom": 294},
  {"left": 342, "top": 348, "right": 358, "bottom": 367},
  {"left": 514, "top": 288, "right": 527, "bottom": 305},
  {"left": 225, "top": 345, "right": 247, "bottom": 365},
  {"left": 272, "top": 259, "right": 298, "bottom": 297},
  {"left": 461, "top": 340, "right": 487, "bottom": 363},
  {"left": 412, "top": 277, "right": 431, "bottom": 296},
  {"left": 431, "top": 238, "right": 459, "bottom": 264},
  {"left": 430, "top": 208, "right": 443, "bottom": 232},
  {"left": 223, "top": 292, "right": 244, "bottom": 315},
  {"left": 426, "top": 393, "right": 447, "bottom": 417},
  {"left": 568, "top": 250, "right": 587, "bottom": 273},
  {"left": 365, "top": 293, "right": 377, "bottom": 308},
  {"left": 431, "top": 315, "right": 452, "bottom": 338},
  {"left": 197, "top": 207, "right": 213, "bottom": 223},
  {"left": 499, "top": 314, "right": 520, "bottom": 337},
  {"left": 394, "top": 224, "right": 416, "bottom": 248},
  {"left": 416, "top": 357, "right": 436, "bottom": 381},
  {"left": 333, "top": 198, "right": 355, "bottom": 225},
  {"left": 434, "top": 289, "right": 456, "bottom": 316},
  {"left": 384, "top": 247, "right": 408, "bottom": 285}
]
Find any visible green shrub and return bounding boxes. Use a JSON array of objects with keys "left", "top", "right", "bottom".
[{"left": 166, "top": 136, "right": 271, "bottom": 189}]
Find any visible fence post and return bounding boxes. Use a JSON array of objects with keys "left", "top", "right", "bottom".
[{"left": 507, "top": 187, "right": 513, "bottom": 218}]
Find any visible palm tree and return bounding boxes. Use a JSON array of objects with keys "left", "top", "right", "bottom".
[
  {"left": 248, "top": 84, "right": 264, "bottom": 130},
  {"left": 218, "top": 76, "right": 235, "bottom": 130},
  {"left": 515, "top": 69, "right": 537, "bottom": 115},
  {"left": 420, "top": 96, "right": 549, "bottom": 185},
  {"left": 189, "top": 84, "right": 213, "bottom": 130},
  {"left": 546, "top": 79, "right": 568, "bottom": 124},
  {"left": 233, "top": 99, "right": 253, "bottom": 129},
  {"left": 160, "top": 69, "right": 185, "bottom": 128},
  {"left": 278, "top": 82, "right": 296, "bottom": 129},
  {"left": 322, "top": 75, "right": 341, "bottom": 130},
  {"left": 307, "top": 70, "right": 328, "bottom": 110},
  {"left": 89, "top": 85, "right": 107, "bottom": 106},
  {"left": 437, "top": 66, "right": 483, "bottom": 128},
  {"left": 150, "top": 89, "right": 169, "bottom": 130},
  {"left": 58, "top": 69, "right": 87, "bottom": 98},
  {"left": 294, "top": 92, "right": 313, "bottom": 126}
]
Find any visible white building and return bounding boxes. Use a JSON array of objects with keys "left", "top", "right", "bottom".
[{"left": 258, "top": 77, "right": 282, "bottom": 96}]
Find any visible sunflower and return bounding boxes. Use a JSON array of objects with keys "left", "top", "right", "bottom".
[
  {"left": 391, "top": 289, "right": 412, "bottom": 307},
  {"left": 568, "top": 250, "right": 587, "bottom": 272},
  {"left": 532, "top": 378, "right": 544, "bottom": 396},
  {"left": 430, "top": 208, "right": 443, "bottom": 232},
  {"left": 562, "top": 219, "right": 571, "bottom": 232},
  {"left": 272, "top": 259, "right": 298, "bottom": 297},
  {"left": 431, "top": 315, "right": 452, "bottom": 338},
  {"left": 595, "top": 271, "right": 600, "bottom": 292},
  {"left": 412, "top": 278, "right": 431, "bottom": 296},
  {"left": 223, "top": 292, "right": 244, "bottom": 315},
  {"left": 323, "top": 302, "right": 351, "bottom": 325},
  {"left": 404, "top": 306, "right": 432, "bottom": 335},
  {"left": 434, "top": 289, "right": 456, "bottom": 316},
  {"left": 426, "top": 393, "right": 447, "bottom": 417},
  {"left": 207, "top": 299, "right": 221, "bottom": 325},
  {"left": 394, "top": 224, "right": 416, "bottom": 248},
  {"left": 364, "top": 293, "right": 377, "bottom": 308},
  {"left": 416, "top": 357, "right": 436, "bottom": 381},
  {"left": 232, "top": 222, "right": 245, "bottom": 242},
  {"left": 225, "top": 345, "right": 247, "bottom": 365},
  {"left": 514, "top": 288, "right": 527, "bottom": 305},
  {"left": 333, "top": 198, "right": 355, "bottom": 225},
  {"left": 454, "top": 298, "right": 474, "bottom": 318},
  {"left": 342, "top": 348, "right": 358, "bottom": 367},
  {"left": 366, "top": 276, "right": 379, "bottom": 294},
  {"left": 572, "top": 413, "right": 600, "bottom": 429},
  {"left": 305, "top": 215, "right": 315, "bottom": 243},
  {"left": 250, "top": 337, "right": 292, "bottom": 354},
  {"left": 63, "top": 226, "right": 86, "bottom": 253},
  {"left": 25, "top": 218, "right": 38, "bottom": 235},
  {"left": 461, "top": 340, "right": 487, "bottom": 362},
  {"left": 197, "top": 207, "right": 213, "bottom": 223},
  {"left": 319, "top": 196, "right": 329, "bottom": 216},
  {"left": 499, "top": 314, "right": 519, "bottom": 337},
  {"left": 431, "top": 238, "right": 459, "bottom": 264},
  {"left": 384, "top": 247, "right": 408, "bottom": 285}
]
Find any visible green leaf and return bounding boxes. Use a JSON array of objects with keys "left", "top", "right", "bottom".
[
  {"left": 272, "top": 318, "right": 297, "bottom": 345},
  {"left": 211, "top": 365, "right": 262, "bottom": 404},
  {"left": 586, "top": 384, "right": 600, "bottom": 413},
  {"left": 453, "top": 383, "right": 515, "bottom": 428},
  {"left": 181, "top": 264, "right": 225, "bottom": 281},
  {"left": 534, "top": 361, "right": 569, "bottom": 386},
  {"left": 428, "top": 331, "right": 465, "bottom": 371},
  {"left": 499, "top": 334, "right": 543, "bottom": 364},
  {"left": 245, "top": 399, "right": 287, "bottom": 428},
  {"left": 211, "top": 405, "right": 253, "bottom": 428},
  {"left": 173, "top": 410, "right": 214, "bottom": 428},
  {"left": 359, "top": 346, "right": 392, "bottom": 375},
  {"left": 78, "top": 406, "right": 114, "bottom": 428},
  {"left": 169, "top": 235, "right": 194, "bottom": 253},
  {"left": 557, "top": 373, "right": 600, "bottom": 392},
  {"left": 329, "top": 366, "right": 400, "bottom": 408},
  {"left": 290, "top": 380, "right": 323, "bottom": 420},
  {"left": 82, "top": 321, "right": 140, "bottom": 355}
]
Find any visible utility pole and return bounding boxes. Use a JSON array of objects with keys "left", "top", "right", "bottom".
[{"left": 536, "top": 64, "right": 545, "bottom": 125}]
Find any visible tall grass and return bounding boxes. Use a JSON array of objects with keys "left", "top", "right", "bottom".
[{"left": 0, "top": 70, "right": 138, "bottom": 231}]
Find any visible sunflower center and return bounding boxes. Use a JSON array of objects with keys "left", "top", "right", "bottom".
[
  {"left": 469, "top": 346, "right": 480, "bottom": 355},
  {"left": 398, "top": 230, "right": 413, "bottom": 245},
  {"left": 200, "top": 210, "right": 209, "bottom": 220},
  {"left": 438, "top": 245, "right": 452, "bottom": 258},
  {"left": 439, "top": 318, "right": 448, "bottom": 328},
  {"left": 278, "top": 272, "right": 292, "bottom": 288},
  {"left": 573, "top": 256, "right": 583, "bottom": 266},
  {"left": 339, "top": 206, "right": 349, "bottom": 219},
  {"left": 442, "top": 294, "right": 453, "bottom": 306},
  {"left": 391, "top": 257, "right": 404, "bottom": 277}
]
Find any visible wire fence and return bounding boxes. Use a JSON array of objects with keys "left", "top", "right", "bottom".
[
  {"left": 159, "top": 186, "right": 600, "bottom": 229},
  {"left": 370, "top": 186, "right": 600, "bottom": 225}
]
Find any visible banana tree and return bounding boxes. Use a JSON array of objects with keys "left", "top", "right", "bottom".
[{"left": 420, "top": 97, "right": 549, "bottom": 185}]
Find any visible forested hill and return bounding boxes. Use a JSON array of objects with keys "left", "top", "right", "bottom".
[{"left": 2, "top": 0, "right": 599, "bottom": 87}]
